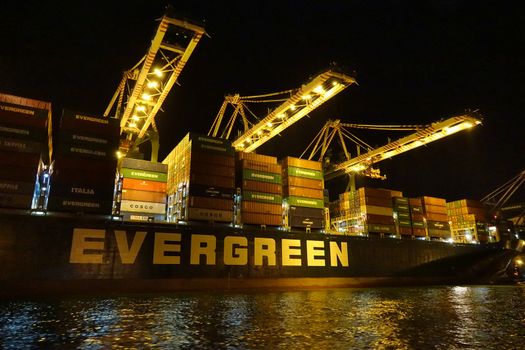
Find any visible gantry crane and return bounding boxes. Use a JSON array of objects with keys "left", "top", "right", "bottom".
[
  {"left": 208, "top": 67, "right": 356, "bottom": 152},
  {"left": 302, "top": 113, "right": 482, "bottom": 188},
  {"left": 482, "top": 169, "right": 525, "bottom": 226},
  {"left": 104, "top": 12, "right": 206, "bottom": 161}
]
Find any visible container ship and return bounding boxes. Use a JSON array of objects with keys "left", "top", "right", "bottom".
[
  {"left": 1, "top": 13, "right": 523, "bottom": 297},
  {"left": 0, "top": 92, "right": 523, "bottom": 297}
]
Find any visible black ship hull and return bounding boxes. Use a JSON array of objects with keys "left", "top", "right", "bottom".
[{"left": 0, "top": 211, "right": 519, "bottom": 297}]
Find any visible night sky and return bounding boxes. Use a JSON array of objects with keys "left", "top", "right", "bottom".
[{"left": 1, "top": 1, "right": 524, "bottom": 202}]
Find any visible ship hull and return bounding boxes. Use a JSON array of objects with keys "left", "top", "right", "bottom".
[{"left": 0, "top": 211, "right": 518, "bottom": 297}]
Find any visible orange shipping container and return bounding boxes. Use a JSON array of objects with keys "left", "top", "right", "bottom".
[
  {"left": 187, "top": 207, "right": 233, "bottom": 222},
  {"left": 241, "top": 201, "right": 282, "bottom": 215},
  {"left": 408, "top": 197, "right": 422, "bottom": 206},
  {"left": 121, "top": 189, "right": 166, "bottom": 203},
  {"left": 280, "top": 156, "right": 322, "bottom": 171},
  {"left": 241, "top": 212, "right": 282, "bottom": 226},
  {"left": 284, "top": 186, "right": 324, "bottom": 199},
  {"left": 426, "top": 212, "right": 448, "bottom": 221},
  {"left": 412, "top": 228, "right": 426, "bottom": 237},
  {"left": 424, "top": 204, "right": 447, "bottom": 215},
  {"left": 421, "top": 196, "right": 446, "bottom": 207},
  {"left": 242, "top": 180, "right": 282, "bottom": 194},
  {"left": 283, "top": 176, "right": 323, "bottom": 189},
  {"left": 236, "top": 151, "right": 277, "bottom": 164},
  {"left": 359, "top": 196, "right": 392, "bottom": 208},
  {"left": 239, "top": 159, "right": 281, "bottom": 174},
  {"left": 122, "top": 178, "right": 167, "bottom": 193},
  {"left": 358, "top": 187, "right": 393, "bottom": 199}
]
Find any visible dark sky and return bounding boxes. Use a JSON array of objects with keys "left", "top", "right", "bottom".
[{"left": 1, "top": 1, "right": 524, "bottom": 201}]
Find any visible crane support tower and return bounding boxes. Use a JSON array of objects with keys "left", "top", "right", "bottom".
[
  {"left": 104, "top": 13, "right": 206, "bottom": 161},
  {"left": 208, "top": 67, "right": 356, "bottom": 153}
]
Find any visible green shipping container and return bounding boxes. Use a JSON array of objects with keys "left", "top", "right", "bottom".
[
  {"left": 285, "top": 196, "right": 324, "bottom": 209},
  {"left": 242, "top": 169, "right": 282, "bottom": 184},
  {"left": 398, "top": 219, "right": 412, "bottom": 227},
  {"left": 394, "top": 203, "right": 410, "bottom": 212},
  {"left": 285, "top": 166, "right": 323, "bottom": 180},
  {"left": 412, "top": 221, "right": 425, "bottom": 228},
  {"left": 121, "top": 168, "right": 168, "bottom": 182},
  {"left": 396, "top": 211, "right": 410, "bottom": 219},
  {"left": 242, "top": 191, "right": 282, "bottom": 204},
  {"left": 366, "top": 224, "right": 396, "bottom": 234}
]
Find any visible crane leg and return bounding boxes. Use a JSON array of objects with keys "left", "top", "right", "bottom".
[
  {"left": 345, "top": 174, "right": 356, "bottom": 192},
  {"left": 150, "top": 130, "right": 160, "bottom": 162}
]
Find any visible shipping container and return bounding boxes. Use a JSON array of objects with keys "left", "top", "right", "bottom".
[
  {"left": 283, "top": 186, "right": 324, "bottom": 199},
  {"left": 393, "top": 197, "right": 409, "bottom": 205},
  {"left": 242, "top": 168, "right": 282, "bottom": 184},
  {"left": 362, "top": 196, "right": 394, "bottom": 208},
  {"left": 190, "top": 151, "right": 235, "bottom": 168},
  {"left": 397, "top": 219, "right": 412, "bottom": 227},
  {"left": 358, "top": 187, "right": 394, "bottom": 199},
  {"left": 366, "top": 224, "right": 396, "bottom": 234},
  {"left": 289, "top": 206, "right": 324, "bottom": 218},
  {"left": 360, "top": 205, "right": 393, "bottom": 216},
  {"left": 58, "top": 130, "right": 119, "bottom": 150},
  {"left": 122, "top": 178, "right": 167, "bottom": 193},
  {"left": 0, "top": 192, "right": 33, "bottom": 209},
  {"left": 284, "top": 166, "right": 323, "bottom": 181},
  {"left": 393, "top": 203, "right": 410, "bottom": 212},
  {"left": 427, "top": 228, "right": 451, "bottom": 239},
  {"left": 121, "top": 168, "right": 168, "bottom": 182},
  {"left": 426, "top": 220, "right": 450, "bottom": 230},
  {"left": 410, "top": 205, "right": 423, "bottom": 213},
  {"left": 121, "top": 158, "right": 168, "bottom": 173},
  {"left": 50, "top": 180, "right": 115, "bottom": 200},
  {"left": 121, "top": 189, "right": 167, "bottom": 203},
  {"left": 56, "top": 142, "right": 116, "bottom": 160},
  {"left": 187, "top": 207, "right": 233, "bottom": 222},
  {"left": 188, "top": 184, "right": 234, "bottom": 199},
  {"left": 0, "top": 100, "right": 49, "bottom": 128},
  {"left": 411, "top": 213, "right": 425, "bottom": 221},
  {"left": 421, "top": 196, "right": 446, "bottom": 207},
  {"left": 241, "top": 212, "right": 282, "bottom": 226},
  {"left": 425, "top": 212, "right": 448, "bottom": 221},
  {"left": 412, "top": 221, "right": 425, "bottom": 228},
  {"left": 188, "top": 196, "right": 233, "bottom": 211},
  {"left": 289, "top": 214, "right": 324, "bottom": 229},
  {"left": 286, "top": 196, "right": 324, "bottom": 209},
  {"left": 0, "top": 136, "right": 43, "bottom": 154},
  {"left": 280, "top": 156, "right": 322, "bottom": 170},
  {"left": 0, "top": 179, "right": 36, "bottom": 195},
  {"left": 242, "top": 191, "right": 282, "bottom": 204},
  {"left": 412, "top": 228, "right": 427, "bottom": 237},
  {"left": 396, "top": 211, "right": 411, "bottom": 220},
  {"left": 423, "top": 204, "right": 447, "bottom": 214},
  {"left": 190, "top": 137, "right": 234, "bottom": 156},
  {"left": 365, "top": 214, "right": 395, "bottom": 225},
  {"left": 239, "top": 159, "right": 281, "bottom": 174},
  {"left": 1, "top": 165, "right": 39, "bottom": 182},
  {"left": 46, "top": 196, "right": 112, "bottom": 214},
  {"left": 120, "top": 212, "right": 166, "bottom": 222},
  {"left": 60, "top": 109, "right": 120, "bottom": 136},
  {"left": 191, "top": 162, "right": 235, "bottom": 178},
  {"left": 0, "top": 151, "right": 41, "bottom": 168},
  {"left": 0, "top": 123, "right": 47, "bottom": 141},
  {"left": 237, "top": 152, "right": 277, "bottom": 164},
  {"left": 120, "top": 199, "right": 166, "bottom": 214},
  {"left": 241, "top": 201, "right": 282, "bottom": 215},
  {"left": 190, "top": 173, "right": 235, "bottom": 188},
  {"left": 282, "top": 176, "right": 323, "bottom": 189},
  {"left": 398, "top": 226, "right": 413, "bottom": 235},
  {"left": 241, "top": 180, "right": 282, "bottom": 194},
  {"left": 53, "top": 155, "right": 117, "bottom": 176},
  {"left": 408, "top": 198, "right": 422, "bottom": 207}
]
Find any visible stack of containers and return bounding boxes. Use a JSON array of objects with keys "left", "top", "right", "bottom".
[
  {"left": 359, "top": 187, "right": 399, "bottom": 236},
  {"left": 163, "top": 133, "right": 235, "bottom": 223},
  {"left": 421, "top": 196, "right": 451, "bottom": 240},
  {"left": 332, "top": 191, "right": 362, "bottom": 234},
  {"left": 118, "top": 158, "right": 167, "bottom": 222},
  {"left": 281, "top": 157, "right": 325, "bottom": 230},
  {"left": 47, "top": 109, "right": 119, "bottom": 214},
  {"left": 0, "top": 93, "right": 51, "bottom": 209},
  {"left": 393, "top": 197, "right": 412, "bottom": 237},
  {"left": 236, "top": 152, "right": 282, "bottom": 226},
  {"left": 447, "top": 199, "right": 489, "bottom": 243},
  {"left": 408, "top": 197, "right": 427, "bottom": 238}
]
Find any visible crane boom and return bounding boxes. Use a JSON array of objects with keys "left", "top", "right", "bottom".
[
  {"left": 324, "top": 114, "right": 482, "bottom": 179},
  {"left": 104, "top": 14, "right": 205, "bottom": 157},
  {"left": 224, "top": 69, "right": 356, "bottom": 153}
]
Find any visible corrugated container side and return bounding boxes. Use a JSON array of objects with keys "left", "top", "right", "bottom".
[
  {"left": 412, "top": 228, "right": 427, "bottom": 237},
  {"left": 121, "top": 189, "right": 166, "bottom": 203},
  {"left": 283, "top": 186, "right": 324, "bottom": 199},
  {"left": 421, "top": 196, "right": 447, "bottom": 207},
  {"left": 427, "top": 228, "right": 451, "bottom": 239},
  {"left": 121, "top": 158, "right": 168, "bottom": 173},
  {"left": 0, "top": 137, "right": 43, "bottom": 154},
  {"left": 358, "top": 187, "right": 393, "bottom": 199},
  {"left": 393, "top": 197, "right": 409, "bottom": 205},
  {"left": 239, "top": 159, "right": 281, "bottom": 174},
  {"left": 59, "top": 130, "right": 119, "bottom": 149},
  {"left": 411, "top": 213, "right": 425, "bottom": 221},
  {"left": 366, "top": 224, "right": 396, "bottom": 234},
  {"left": 410, "top": 205, "right": 423, "bottom": 213},
  {"left": 398, "top": 226, "right": 413, "bottom": 235},
  {"left": 188, "top": 196, "right": 233, "bottom": 211},
  {"left": 289, "top": 206, "right": 324, "bottom": 218},
  {"left": 46, "top": 196, "right": 113, "bottom": 214},
  {"left": 289, "top": 214, "right": 324, "bottom": 229},
  {"left": 187, "top": 207, "right": 233, "bottom": 222},
  {"left": 122, "top": 178, "right": 167, "bottom": 193},
  {"left": 2, "top": 165, "right": 39, "bottom": 182},
  {"left": 284, "top": 166, "right": 323, "bottom": 180},
  {"left": 280, "top": 156, "right": 322, "bottom": 170},
  {"left": 242, "top": 169, "right": 282, "bottom": 184},
  {"left": 0, "top": 151, "right": 41, "bottom": 167},
  {"left": 0, "top": 101, "right": 49, "bottom": 128},
  {"left": 283, "top": 176, "right": 323, "bottom": 189},
  {"left": 362, "top": 196, "right": 394, "bottom": 208},
  {"left": 365, "top": 214, "right": 395, "bottom": 225},
  {"left": 236, "top": 152, "right": 277, "bottom": 164},
  {"left": 188, "top": 184, "right": 234, "bottom": 199},
  {"left": 423, "top": 204, "right": 447, "bottom": 214},
  {"left": 0, "top": 179, "right": 36, "bottom": 195},
  {"left": 427, "top": 220, "right": 450, "bottom": 230},
  {"left": 190, "top": 151, "right": 235, "bottom": 168},
  {"left": 286, "top": 196, "right": 324, "bottom": 209},
  {"left": 60, "top": 109, "right": 120, "bottom": 136},
  {"left": 396, "top": 211, "right": 410, "bottom": 219},
  {"left": 242, "top": 191, "right": 282, "bottom": 204},
  {"left": 191, "top": 173, "right": 235, "bottom": 188},
  {"left": 121, "top": 168, "right": 168, "bottom": 182},
  {"left": 408, "top": 197, "right": 422, "bottom": 206},
  {"left": 242, "top": 180, "right": 282, "bottom": 194},
  {"left": 50, "top": 180, "right": 115, "bottom": 200},
  {"left": 0, "top": 192, "right": 33, "bottom": 209},
  {"left": 241, "top": 201, "right": 282, "bottom": 215},
  {"left": 0, "top": 123, "right": 47, "bottom": 141},
  {"left": 241, "top": 212, "right": 282, "bottom": 226},
  {"left": 56, "top": 143, "right": 116, "bottom": 160},
  {"left": 412, "top": 221, "right": 425, "bottom": 228},
  {"left": 191, "top": 161, "right": 235, "bottom": 178},
  {"left": 361, "top": 205, "right": 393, "bottom": 216},
  {"left": 425, "top": 212, "right": 448, "bottom": 221}
]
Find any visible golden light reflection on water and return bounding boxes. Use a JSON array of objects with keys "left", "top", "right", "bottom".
[{"left": 1, "top": 286, "right": 525, "bottom": 349}]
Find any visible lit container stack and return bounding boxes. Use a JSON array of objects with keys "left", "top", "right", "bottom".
[
  {"left": 0, "top": 93, "right": 51, "bottom": 209},
  {"left": 163, "top": 133, "right": 235, "bottom": 223},
  {"left": 236, "top": 152, "right": 282, "bottom": 226},
  {"left": 421, "top": 196, "right": 451, "bottom": 240},
  {"left": 118, "top": 158, "right": 167, "bottom": 222},
  {"left": 393, "top": 197, "right": 412, "bottom": 237},
  {"left": 358, "top": 187, "right": 399, "bottom": 236},
  {"left": 281, "top": 157, "right": 325, "bottom": 230},
  {"left": 47, "top": 109, "right": 119, "bottom": 214},
  {"left": 408, "top": 197, "right": 427, "bottom": 238},
  {"left": 333, "top": 190, "right": 363, "bottom": 234},
  {"left": 447, "top": 199, "right": 490, "bottom": 243}
]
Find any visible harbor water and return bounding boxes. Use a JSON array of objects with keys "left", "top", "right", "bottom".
[{"left": 1, "top": 285, "right": 524, "bottom": 349}]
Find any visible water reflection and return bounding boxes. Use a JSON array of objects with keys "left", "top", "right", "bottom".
[{"left": 1, "top": 286, "right": 525, "bottom": 349}]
